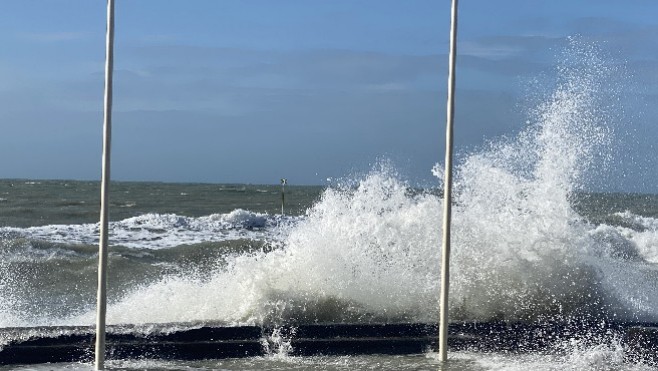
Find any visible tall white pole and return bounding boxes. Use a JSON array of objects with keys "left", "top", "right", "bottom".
[
  {"left": 439, "top": 0, "right": 458, "bottom": 363},
  {"left": 96, "top": 0, "right": 115, "bottom": 369}
]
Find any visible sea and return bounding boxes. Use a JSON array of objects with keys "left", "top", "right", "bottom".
[{"left": 2, "top": 43, "right": 658, "bottom": 369}]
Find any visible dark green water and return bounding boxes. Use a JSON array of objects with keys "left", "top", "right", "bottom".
[
  {"left": 0, "top": 179, "right": 324, "bottom": 323},
  {"left": 0, "top": 179, "right": 323, "bottom": 228}
]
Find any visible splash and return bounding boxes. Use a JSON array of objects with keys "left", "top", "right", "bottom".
[
  {"left": 447, "top": 39, "right": 616, "bottom": 321},
  {"left": 447, "top": 339, "right": 653, "bottom": 371},
  {"left": 32, "top": 39, "right": 657, "bottom": 329},
  {"left": 65, "top": 169, "right": 441, "bottom": 326},
  {"left": 262, "top": 327, "right": 297, "bottom": 358}
]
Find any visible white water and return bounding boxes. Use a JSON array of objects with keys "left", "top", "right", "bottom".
[
  {"left": 0, "top": 209, "right": 292, "bottom": 249},
  {"left": 41, "top": 40, "right": 656, "bottom": 329},
  {"left": 0, "top": 347, "right": 653, "bottom": 371}
]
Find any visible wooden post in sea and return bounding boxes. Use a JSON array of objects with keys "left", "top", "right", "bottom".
[
  {"left": 281, "top": 178, "right": 287, "bottom": 215},
  {"left": 96, "top": 0, "right": 115, "bottom": 369},
  {"left": 439, "top": 0, "right": 458, "bottom": 363}
]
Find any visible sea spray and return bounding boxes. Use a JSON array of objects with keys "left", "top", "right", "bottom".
[
  {"left": 262, "top": 326, "right": 296, "bottom": 358},
  {"left": 447, "top": 39, "right": 616, "bottom": 322},
  {"left": 0, "top": 260, "right": 22, "bottom": 329},
  {"left": 53, "top": 40, "right": 654, "bottom": 328},
  {"left": 3, "top": 40, "right": 656, "bottom": 338},
  {"left": 65, "top": 170, "right": 442, "bottom": 326}
]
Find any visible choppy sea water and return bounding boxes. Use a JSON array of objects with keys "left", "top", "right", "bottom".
[{"left": 2, "top": 41, "right": 658, "bottom": 370}]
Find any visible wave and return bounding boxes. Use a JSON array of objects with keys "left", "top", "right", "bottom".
[
  {"left": 0, "top": 209, "right": 297, "bottom": 249},
  {"left": 57, "top": 39, "right": 658, "bottom": 328},
  {"left": 603, "top": 211, "right": 658, "bottom": 264},
  {"left": 5, "top": 40, "right": 658, "bottom": 331},
  {"left": 60, "top": 167, "right": 658, "bottom": 327}
]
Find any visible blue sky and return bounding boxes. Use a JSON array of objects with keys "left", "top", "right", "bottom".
[{"left": 0, "top": 1, "right": 657, "bottom": 190}]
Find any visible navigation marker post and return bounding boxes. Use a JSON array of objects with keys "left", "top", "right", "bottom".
[
  {"left": 281, "top": 178, "right": 287, "bottom": 215},
  {"left": 96, "top": 0, "right": 115, "bottom": 369},
  {"left": 439, "top": 0, "right": 459, "bottom": 363}
]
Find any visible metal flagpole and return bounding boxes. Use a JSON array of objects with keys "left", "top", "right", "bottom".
[
  {"left": 439, "top": 0, "right": 458, "bottom": 363},
  {"left": 96, "top": 0, "right": 115, "bottom": 369}
]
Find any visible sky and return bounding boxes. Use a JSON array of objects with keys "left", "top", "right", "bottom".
[{"left": 0, "top": 1, "right": 657, "bottom": 190}]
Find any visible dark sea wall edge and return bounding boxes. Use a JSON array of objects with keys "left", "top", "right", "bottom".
[{"left": 0, "top": 321, "right": 656, "bottom": 365}]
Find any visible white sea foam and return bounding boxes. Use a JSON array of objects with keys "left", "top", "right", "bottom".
[
  {"left": 608, "top": 211, "right": 658, "bottom": 263},
  {"left": 0, "top": 209, "right": 292, "bottom": 249},
  {"left": 447, "top": 341, "right": 653, "bottom": 371}
]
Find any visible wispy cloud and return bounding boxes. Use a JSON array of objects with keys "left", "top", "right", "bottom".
[
  {"left": 460, "top": 35, "right": 561, "bottom": 60},
  {"left": 138, "top": 34, "right": 181, "bottom": 44},
  {"left": 122, "top": 45, "right": 443, "bottom": 90},
  {"left": 460, "top": 41, "right": 524, "bottom": 60},
  {"left": 21, "top": 31, "right": 88, "bottom": 42}
]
